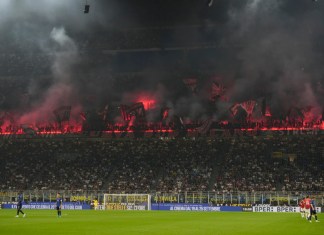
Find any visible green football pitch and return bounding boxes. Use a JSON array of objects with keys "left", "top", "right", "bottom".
[{"left": 0, "top": 210, "right": 322, "bottom": 235}]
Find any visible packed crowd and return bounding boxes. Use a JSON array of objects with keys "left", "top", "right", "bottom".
[
  {"left": 214, "top": 135, "right": 324, "bottom": 193},
  {"left": 0, "top": 135, "right": 323, "bottom": 193},
  {"left": 0, "top": 140, "right": 114, "bottom": 191},
  {"left": 155, "top": 139, "right": 219, "bottom": 192}
]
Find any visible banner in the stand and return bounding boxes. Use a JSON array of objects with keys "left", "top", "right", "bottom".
[
  {"left": 151, "top": 203, "right": 243, "bottom": 212},
  {"left": 2, "top": 202, "right": 90, "bottom": 210}
]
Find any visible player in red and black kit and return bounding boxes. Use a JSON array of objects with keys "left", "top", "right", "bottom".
[
  {"left": 304, "top": 195, "right": 312, "bottom": 222},
  {"left": 299, "top": 197, "right": 305, "bottom": 219}
]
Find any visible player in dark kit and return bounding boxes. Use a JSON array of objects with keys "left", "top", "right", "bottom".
[
  {"left": 56, "top": 193, "right": 63, "bottom": 217},
  {"left": 16, "top": 192, "right": 26, "bottom": 218},
  {"left": 310, "top": 196, "right": 320, "bottom": 222}
]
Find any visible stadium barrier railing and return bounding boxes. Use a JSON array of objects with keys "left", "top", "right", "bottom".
[{"left": 1, "top": 190, "right": 323, "bottom": 207}]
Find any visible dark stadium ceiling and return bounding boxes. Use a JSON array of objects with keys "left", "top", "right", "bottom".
[
  {"left": 87, "top": 0, "right": 322, "bottom": 25},
  {"left": 1, "top": 0, "right": 323, "bottom": 30}
]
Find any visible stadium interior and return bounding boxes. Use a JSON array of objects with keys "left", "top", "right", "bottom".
[{"left": 0, "top": 0, "right": 324, "bottom": 208}]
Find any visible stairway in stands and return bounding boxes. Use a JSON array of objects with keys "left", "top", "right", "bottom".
[{"left": 207, "top": 139, "right": 232, "bottom": 191}]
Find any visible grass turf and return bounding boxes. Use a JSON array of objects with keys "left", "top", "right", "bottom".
[{"left": 0, "top": 210, "right": 322, "bottom": 235}]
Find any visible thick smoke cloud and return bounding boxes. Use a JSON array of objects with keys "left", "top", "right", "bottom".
[
  {"left": 217, "top": 0, "right": 324, "bottom": 119},
  {"left": 0, "top": 0, "right": 115, "bottom": 126},
  {"left": 49, "top": 27, "right": 78, "bottom": 82},
  {"left": 18, "top": 27, "right": 81, "bottom": 125},
  {"left": 0, "top": 0, "right": 323, "bottom": 127}
]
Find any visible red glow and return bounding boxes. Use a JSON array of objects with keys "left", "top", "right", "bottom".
[
  {"left": 0, "top": 125, "right": 324, "bottom": 136},
  {"left": 0, "top": 119, "right": 83, "bottom": 135},
  {"left": 240, "top": 125, "right": 324, "bottom": 131},
  {"left": 137, "top": 98, "right": 156, "bottom": 110},
  {"left": 265, "top": 106, "right": 272, "bottom": 117}
]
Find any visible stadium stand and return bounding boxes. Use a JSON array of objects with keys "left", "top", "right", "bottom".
[{"left": 1, "top": 135, "right": 323, "bottom": 194}]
